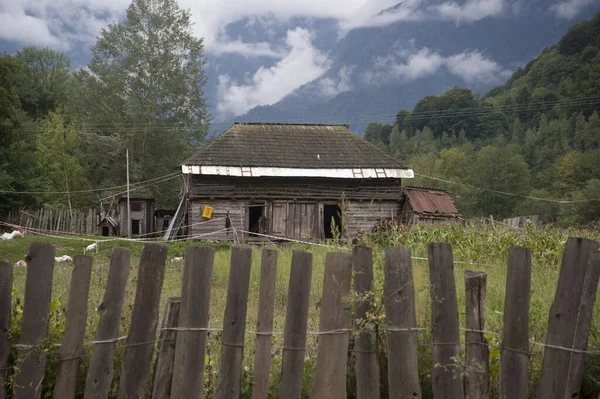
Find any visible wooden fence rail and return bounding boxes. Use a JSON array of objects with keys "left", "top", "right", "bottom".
[{"left": 1, "top": 238, "right": 599, "bottom": 398}]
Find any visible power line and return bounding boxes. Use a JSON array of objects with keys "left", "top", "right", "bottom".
[
  {"left": 0, "top": 172, "right": 180, "bottom": 195},
  {"left": 415, "top": 173, "right": 600, "bottom": 204}
]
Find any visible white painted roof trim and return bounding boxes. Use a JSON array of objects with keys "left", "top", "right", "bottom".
[{"left": 181, "top": 165, "right": 414, "bottom": 179}]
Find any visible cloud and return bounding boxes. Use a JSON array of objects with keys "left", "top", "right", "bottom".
[
  {"left": 0, "top": 12, "right": 62, "bottom": 48},
  {"left": 217, "top": 28, "right": 330, "bottom": 116},
  {"left": 445, "top": 51, "right": 512, "bottom": 83},
  {"left": 550, "top": 0, "right": 594, "bottom": 19},
  {"left": 318, "top": 65, "right": 355, "bottom": 97},
  {"left": 209, "top": 40, "right": 284, "bottom": 58},
  {"left": 364, "top": 47, "right": 509, "bottom": 85},
  {"left": 430, "top": 0, "right": 505, "bottom": 22}
]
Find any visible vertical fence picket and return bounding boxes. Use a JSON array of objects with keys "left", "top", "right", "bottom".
[
  {"left": 173, "top": 246, "right": 215, "bottom": 399},
  {"left": 84, "top": 247, "right": 130, "bottom": 399},
  {"left": 12, "top": 243, "right": 55, "bottom": 399},
  {"left": 151, "top": 297, "right": 181, "bottom": 399},
  {"left": 279, "top": 250, "right": 313, "bottom": 399},
  {"left": 310, "top": 252, "right": 353, "bottom": 399},
  {"left": 384, "top": 247, "right": 421, "bottom": 399},
  {"left": 428, "top": 242, "right": 464, "bottom": 399},
  {"left": 54, "top": 255, "right": 93, "bottom": 399},
  {"left": 118, "top": 243, "right": 168, "bottom": 399},
  {"left": 352, "top": 245, "right": 381, "bottom": 399},
  {"left": 252, "top": 249, "right": 278, "bottom": 399},
  {"left": 216, "top": 246, "right": 253, "bottom": 399},
  {"left": 464, "top": 270, "right": 488, "bottom": 399},
  {"left": 537, "top": 237, "right": 599, "bottom": 399},
  {"left": 500, "top": 246, "right": 532, "bottom": 399},
  {"left": 0, "top": 262, "right": 13, "bottom": 399}
]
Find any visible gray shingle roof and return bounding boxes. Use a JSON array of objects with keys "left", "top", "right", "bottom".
[{"left": 183, "top": 123, "right": 405, "bottom": 169}]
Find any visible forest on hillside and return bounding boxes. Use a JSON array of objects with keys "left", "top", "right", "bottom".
[
  {"left": 0, "top": 0, "right": 210, "bottom": 216},
  {"left": 364, "top": 12, "right": 600, "bottom": 225}
]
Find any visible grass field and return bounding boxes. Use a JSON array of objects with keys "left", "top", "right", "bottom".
[{"left": 1, "top": 222, "right": 600, "bottom": 398}]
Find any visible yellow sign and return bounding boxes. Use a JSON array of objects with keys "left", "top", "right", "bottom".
[{"left": 202, "top": 206, "right": 213, "bottom": 219}]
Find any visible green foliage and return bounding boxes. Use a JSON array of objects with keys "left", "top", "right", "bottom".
[
  {"left": 364, "top": 12, "right": 600, "bottom": 225},
  {"left": 76, "top": 0, "right": 211, "bottom": 207}
]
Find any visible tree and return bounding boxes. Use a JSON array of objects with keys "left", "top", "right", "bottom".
[
  {"left": 78, "top": 0, "right": 210, "bottom": 207},
  {"left": 35, "top": 110, "right": 87, "bottom": 215},
  {"left": 13, "top": 47, "right": 72, "bottom": 119}
]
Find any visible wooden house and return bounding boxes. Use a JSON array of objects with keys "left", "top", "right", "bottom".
[
  {"left": 118, "top": 197, "right": 155, "bottom": 237},
  {"left": 176, "top": 123, "right": 414, "bottom": 242},
  {"left": 400, "top": 187, "right": 460, "bottom": 225}
]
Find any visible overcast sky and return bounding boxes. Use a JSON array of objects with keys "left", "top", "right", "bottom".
[{"left": 0, "top": 0, "right": 594, "bottom": 116}]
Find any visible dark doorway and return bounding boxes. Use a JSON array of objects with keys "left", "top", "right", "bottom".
[
  {"left": 324, "top": 205, "right": 342, "bottom": 239},
  {"left": 131, "top": 219, "right": 140, "bottom": 236},
  {"left": 249, "top": 205, "right": 265, "bottom": 235},
  {"left": 102, "top": 226, "right": 109, "bottom": 236}
]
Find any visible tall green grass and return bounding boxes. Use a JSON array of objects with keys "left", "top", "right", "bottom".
[{"left": 1, "top": 222, "right": 599, "bottom": 398}]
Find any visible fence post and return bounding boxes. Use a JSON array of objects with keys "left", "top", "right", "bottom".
[
  {"left": 464, "top": 270, "right": 488, "bottom": 399},
  {"left": 352, "top": 245, "right": 381, "bottom": 399},
  {"left": 537, "top": 237, "right": 599, "bottom": 398},
  {"left": 278, "top": 250, "right": 313, "bottom": 399},
  {"left": 500, "top": 246, "right": 532, "bottom": 399},
  {"left": 428, "top": 242, "right": 464, "bottom": 399},
  {"left": 151, "top": 297, "right": 181, "bottom": 399},
  {"left": 311, "top": 252, "right": 353, "bottom": 399},
  {"left": 0, "top": 262, "right": 13, "bottom": 399},
  {"left": 173, "top": 246, "right": 215, "bottom": 399},
  {"left": 117, "top": 243, "right": 168, "bottom": 399},
  {"left": 216, "top": 246, "right": 254, "bottom": 399},
  {"left": 384, "top": 247, "right": 421, "bottom": 399},
  {"left": 84, "top": 247, "right": 130, "bottom": 399},
  {"left": 12, "top": 242, "right": 55, "bottom": 399},
  {"left": 252, "top": 248, "right": 278, "bottom": 399},
  {"left": 54, "top": 255, "right": 93, "bottom": 399}
]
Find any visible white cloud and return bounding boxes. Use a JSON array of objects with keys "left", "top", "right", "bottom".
[
  {"left": 210, "top": 40, "right": 284, "bottom": 58},
  {"left": 550, "top": 0, "right": 594, "bottom": 20},
  {"left": 364, "top": 47, "right": 509, "bottom": 85},
  {"left": 318, "top": 65, "right": 355, "bottom": 97},
  {"left": 0, "top": 12, "right": 62, "bottom": 48},
  {"left": 217, "top": 28, "right": 330, "bottom": 116},
  {"left": 430, "top": 0, "right": 505, "bottom": 22},
  {"left": 445, "top": 51, "right": 511, "bottom": 83}
]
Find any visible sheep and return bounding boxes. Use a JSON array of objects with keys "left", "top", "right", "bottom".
[
  {"left": 55, "top": 255, "right": 73, "bottom": 263},
  {"left": 171, "top": 256, "right": 183, "bottom": 262},
  {"left": 84, "top": 241, "right": 99, "bottom": 254},
  {"left": 1, "top": 230, "right": 24, "bottom": 240},
  {"left": 13, "top": 260, "right": 26, "bottom": 268}
]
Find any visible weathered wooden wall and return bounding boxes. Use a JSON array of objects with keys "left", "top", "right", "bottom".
[
  {"left": 345, "top": 202, "right": 400, "bottom": 237},
  {"left": 189, "top": 176, "right": 402, "bottom": 201}
]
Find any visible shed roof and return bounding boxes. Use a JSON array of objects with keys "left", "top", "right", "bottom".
[
  {"left": 405, "top": 187, "right": 459, "bottom": 215},
  {"left": 183, "top": 123, "right": 405, "bottom": 169},
  {"left": 98, "top": 216, "right": 118, "bottom": 228}
]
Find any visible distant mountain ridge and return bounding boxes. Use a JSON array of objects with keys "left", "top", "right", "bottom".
[{"left": 210, "top": 1, "right": 600, "bottom": 135}]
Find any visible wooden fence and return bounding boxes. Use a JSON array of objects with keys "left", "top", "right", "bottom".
[
  {"left": 0, "top": 237, "right": 599, "bottom": 398},
  {"left": 4, "top": 208, "right": 102, "bottom": 235}
]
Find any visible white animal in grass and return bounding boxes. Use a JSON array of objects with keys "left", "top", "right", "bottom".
[
  {"left": 13, "top": 260, "right": 26, "bottom": 268},
  {"left": 171, "top": 256, "right": 183, "bottom": 262},
  {"left": 55, "top": 255, "right": 73, "bottom": 263},
  {"left": 1, "top": 230, "right": 24, "bottom": 240},
  {"left": 84, "top": 241, "right": 99, "bottom": 254}
]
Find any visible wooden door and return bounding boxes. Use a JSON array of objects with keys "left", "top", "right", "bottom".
[{"left": 271, "top": 202, "right": 287, "bottom": 236}]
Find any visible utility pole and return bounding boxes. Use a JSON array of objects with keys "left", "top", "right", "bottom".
[{"left": 127, "top": 148, "right": 131, "bottom": 238}]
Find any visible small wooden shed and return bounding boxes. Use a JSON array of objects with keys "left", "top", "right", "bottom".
[
  {"left": 176, "top": 123, "right": 415, "bottom": 242},
  {"left": 118, "top": 197, "right": 155, "bottom": 237},
  {"left": 400, "top": 187, "right": 460, "bottom": 225},
  {"left": 98, "top": 216, "right": 119, "bottom": 236}
]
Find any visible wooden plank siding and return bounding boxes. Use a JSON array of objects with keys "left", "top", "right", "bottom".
[{"left": 188, "top": 176, "right": 402, "bottom": 241}]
